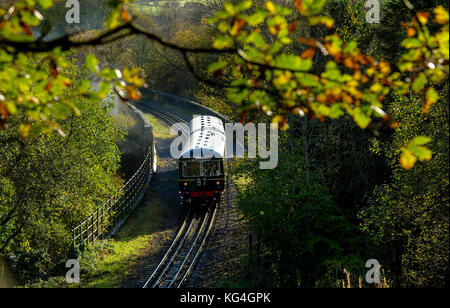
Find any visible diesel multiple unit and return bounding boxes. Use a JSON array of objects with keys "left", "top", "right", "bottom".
[{"left": 178, "top": 115, "right": 226, "bottom": 206}]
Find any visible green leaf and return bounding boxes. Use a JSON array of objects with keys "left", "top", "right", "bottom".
[
  {"left": 228, "top": 87, "right": 249, "bottom": 104},
  {"left": 295, "top": 73, "right": 321, "bottom": 88},
  {"left": 353, "top": 107, "right": 371, "bottom": 129},
  {"left": 274, "top": 54, "right": 312, "bottom": 71},
  {"left": 218, "top": 21, "right": 230, "bottom": 33},
  {"left": 97, "top": 82, "right": 111, "bottom": 99},
  {"left": 308, "top": 16, "right": 334, "bottom": 28},
  {"left": 36, "top": 0, "right": 53, "bottom": 9},
  {"left": 21, "top": 11, "right": 41, "bottom": 27},
  {"left": 208, "top": 61, "right": 228, "bottom": 74},
  {"left": 246, "top": 10, "right": 268, "bottom": 26},
  {"left": 412, "top": 72, "right": 427, "bottom": 92},
  {"left": 77, "top": 80, "right": 91, "bottom": 94},
  {"left": 398, "top": 61, "right": 414, "bottom": 72},
  {"left": 105, "top": 9, "right": 120, "bottom": 29},
  {"left": 213, "top": 35, "right": 233, "bottom": 50},
  {"left": 401, "top": 38, "right": 422, "bottom": 49},
  {"left": 86, "top": 54, "right": 99, "bottom": 73},
  {"left": 301, "top": 0, "right": 326, "bottom": 15},
  {"left": 0, "top": 50, "right": 13, "bottom": 62},
  {"left": 237, "top": 0, "right": 253, "bottom": 12},
  {"left": 329, "top": 104, "right": 344, "bottom": 119},
  {"left": 411, "top": 146, "right": 432, "bottom": 161},
  {"left": 5, "top": 101, "right": 18, "bottom": 115},
  {"left": 408, "top": 136, "right": 432, "bottom": 146},
  {"left": 343, "top": 41, "right": 358, "bottom": 54},
  {"left": 246, "top": 31, "right": 267, "bottom": 49},
  {"left": 224, "top": 2, "right": 236, "bottom": 15},
  {"left": 425, "top": 87, "right": 439, "bottom": 105},
  {"left": 400, "top": 136, "right": 433, "bottom": 169}
]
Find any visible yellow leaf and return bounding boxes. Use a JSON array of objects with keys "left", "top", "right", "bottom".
[
  {"left": 266, "top": 1, "right": 275, "bottom": 14},
  {"left": 379, "top": 61, "right": 391, "bottom": 75},
  {"left": 272, "top": 115, "right": 289, "bottom": 130},
  {"left": 417, "top": 11, "right": 429, "bottom": 25},
  {"left": 434, "top": 6, "right": 449, "bottom": 24},
  {"left": 400, "top": 148, "right": 417, "bottom": 170},
  {"left": 19, "top": 123, "right": 32, "bottom": 138},
  {"left": 294, "top": 0, "right": 305, "bottom": 13}
]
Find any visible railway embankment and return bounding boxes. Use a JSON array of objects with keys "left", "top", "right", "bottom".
[
  {"left": 72, "top": 92, "right": 245, "bottom": 288},
  {"left": 120, "top": 94, "right": 246, "bottom": 288}
]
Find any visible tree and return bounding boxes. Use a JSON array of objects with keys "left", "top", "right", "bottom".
[
  {"left": 230, "top": 132, "right": 362, "bottom": 287},
  {"left": 0, "top": 57, "right": 123, "bottom": 284},
  {"left": 206, "top": 0, "right": 448, "bottom": 169},
  {"left": 361, "top": 85, "right": 449, "bottom": 287}
]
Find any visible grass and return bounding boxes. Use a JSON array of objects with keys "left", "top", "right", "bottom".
[
  {"left": 27, "top": 197, "right": 172, "bottom": 289},
  {"left": 82, "top": 235, "right": 154, "bottom": 288},
  {"left": 144, "top": 114, "right": 174, "bottom": 140},
  {"left": 78, "top": 193, "right": 172, "bottom": 288},
  {"left": 113, "top": 113, "right": 138, "bottom": 132}
]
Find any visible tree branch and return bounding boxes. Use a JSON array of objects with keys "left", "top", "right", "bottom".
[{"left": 0, "top": 20, "right": 237, "bottom": 54}]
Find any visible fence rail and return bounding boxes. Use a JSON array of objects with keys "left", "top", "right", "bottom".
[{"left": 72, "top": 107, "right": 154, "bottom": 248}]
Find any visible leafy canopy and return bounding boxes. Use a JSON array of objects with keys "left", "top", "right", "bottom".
[
  {"left": 0, "top": 0, "right": 144, "bottom": 137},
  {"left": 207, "top": 1, "right": 448, "bottom": 169},
  {"left": 1, "top": 0, "right": 448, "bottom": 169}
]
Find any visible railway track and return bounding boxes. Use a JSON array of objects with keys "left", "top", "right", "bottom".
[
  {"left": 186, "top": 176, "right": 235, "bottom": 287},
  {"left": 139, "top": 104, "right": 190, "bottom": 136},
  {"left": 137, "top": 104, "right": 223, "bottom": 288},
  {"left": 142, "top": 207, "right": 218, "bottom": 288}
]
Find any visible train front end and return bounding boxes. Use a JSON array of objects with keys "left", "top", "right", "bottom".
[
  {"left": 179, "top": 159, "right": 225, "bottom": 206},
  {"left": 178, "top": 115, "right": 226, "bottom": 207}
]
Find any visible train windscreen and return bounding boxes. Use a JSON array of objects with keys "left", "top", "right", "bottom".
[
  {"left": 182, "top": 161, "right": 221, "bottom": 177},
  {"left": 182, "top": 161, "right": 200, "bottom": 177},
  {"left": 202, "top": 161, "right": 221, "bottom": 176}
]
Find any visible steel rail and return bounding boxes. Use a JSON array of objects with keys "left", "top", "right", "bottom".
[
  {"left": 151, "top": 213, "right": 198, "bottom": 288},
  {"left": 139, "top": 105, "right": 220, "bottom": 288},
  {"left": 167, "top": 209, "right": 212, "bottom": 288},
  {"left": 142, "top": 210, "right": 191, "bottom": 288},
  {"left": 176, "top": 205, "right": 218, "bottom": 288}
]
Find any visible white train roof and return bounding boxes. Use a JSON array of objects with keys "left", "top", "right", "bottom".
[
  {"left": 179, "top": 115, "right": 225, "bottom": 159},
  {"left": 190, "top": 115, "right": 225, "bottom": 135}
]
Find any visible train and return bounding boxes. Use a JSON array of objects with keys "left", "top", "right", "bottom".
[{"left": 178, "top": 115, "right": 226, "bottom": 206}]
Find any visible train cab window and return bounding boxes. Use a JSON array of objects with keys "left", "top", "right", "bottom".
[
  {"left": 182, "top": 161, "right": 200, "bottom": 177},
  {"left": 202, "top": 161, "right": 221, "bottom": 177}
]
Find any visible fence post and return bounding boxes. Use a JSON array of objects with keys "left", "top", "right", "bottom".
[
  {"left": 85, "top": 220, "right": 89, "bottom": 245},
  {"left": 96, "top": 210, "right": 99, "bottom": 240},
  {"left": 101, "top": 205, "right": 104, "bottom": 240},
  {"left": 91, "top": 216, "right": 94, "bottom": 244}
]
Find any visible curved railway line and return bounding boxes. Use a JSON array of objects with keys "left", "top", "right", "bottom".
[
  {"left": 137, "top": 104, "right": 229, "bottom": 288},
  {"left": 142, "top": 207, "right": 218, "bottom": 288}
]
